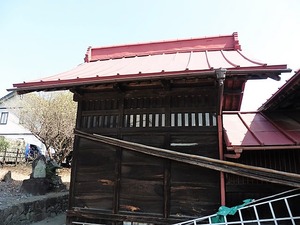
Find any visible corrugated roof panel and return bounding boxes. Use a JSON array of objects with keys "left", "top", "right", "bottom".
[
  {"left": 239, "top": 113, "right": 277, "bottom": 131},
  {"left": 163, "top": 52, "right": 191, "bottom": 72},
  {"left": 287, "top": 131, "right": 300, "bottom": 142},
  {"left": 187, "top": 51, "right": 210, "bottom": 70},
  {"left": 223, "top": 112, "right": 300, "bottom": 149},
  {"left": 96, "top": 58, "right": 135, "bottom": 76},
  {"left": 206, "top": 51, "right": 235, "bottom": 68},
  {"left": 223, "top": 113, "right": 259, "bottom": 146},
  {"left": 105, "top": 56, "right": 150, "bottom": 75},
  {"left": 254, "top": 131, "right": 292, "bottom": 145},
  {"left": 222, "top": 51, "right": 265, "bottom": 67},
  {"left": 267, "top": 112, "right": 300, "bottom": 130},
  {"left": 265, "top": 111, "right": 300, "bottom": 144},
  {"left": 147, "top": 53, "right": 186, "bottom": 73}
]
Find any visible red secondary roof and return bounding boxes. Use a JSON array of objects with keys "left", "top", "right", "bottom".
[
  {"left": 11, "top": 32, "right": 289, "bottom": 95},
  {"left": 259, "top": 69, "right": 300, "bottom": 111},
  {"left": 223, "top": 111, "right": 300, "bottom": 151}
]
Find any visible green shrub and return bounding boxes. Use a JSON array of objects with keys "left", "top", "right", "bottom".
[{"left": 0, "top": 136, "right": 9, "bottom": 152}]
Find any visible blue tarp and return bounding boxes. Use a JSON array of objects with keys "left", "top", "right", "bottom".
[{"left": 25, "top": 143, "right": 42, "bottom": 160}]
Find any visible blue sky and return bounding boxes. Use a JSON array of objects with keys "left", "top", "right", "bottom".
[{"left": 1, "top": 0, "right": 299, "bottom": 110}]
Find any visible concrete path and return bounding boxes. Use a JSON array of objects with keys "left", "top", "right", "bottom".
[{"left": 30, "top": 213, "right": 66, "bottom": 225}]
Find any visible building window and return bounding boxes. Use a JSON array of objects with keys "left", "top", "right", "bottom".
[{"left": 0, "top": 112, "right": 8, "bottom": 124}]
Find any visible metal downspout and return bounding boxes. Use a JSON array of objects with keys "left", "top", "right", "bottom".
[{"left": 216, "top": 68, "right": 226, "bottom": 206}]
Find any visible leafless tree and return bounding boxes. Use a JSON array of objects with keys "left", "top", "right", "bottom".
[{"left": 14, "top": 91, "right": 77, "bottom": 164}]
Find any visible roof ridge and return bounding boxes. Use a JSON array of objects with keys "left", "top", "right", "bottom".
[{"left": 85, "top": 32, "right": 241, "bottom": 62}]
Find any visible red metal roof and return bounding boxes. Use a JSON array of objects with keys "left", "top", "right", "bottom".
[
  {"left": 259, "top": 69, "right": 300, "bottom": 111},
  {"left": 11, "top": 32, "right": 289, "bottom": 98},
  {"left": 84, "top": 33, "right": 241, "bottom": 62},
  {"left": 19, "top": 51, "right": 278, "bottom": 83},
  {"left": 223, "top": 111, "right": 300, "bottom": 151}
]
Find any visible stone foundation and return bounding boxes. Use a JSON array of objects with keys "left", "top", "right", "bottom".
[{"left": 0, "top": 192, "right": 68, "bottom": 225}]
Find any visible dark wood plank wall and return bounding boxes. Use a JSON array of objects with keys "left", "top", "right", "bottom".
[
  {"left": 226, "top": 149, "right": 300, "bottom": 206},
  {"left": 75, "top": 138, "right": 117, "bottom": 210},
  {"left": 169, "top": 134, "right": 220, "bottom": 217},
  {"left": 69, "top": 85, "right": 221, "bottom": 224}
]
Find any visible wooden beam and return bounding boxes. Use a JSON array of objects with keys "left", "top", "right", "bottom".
[
  {"left": 160, "top": 79, "right": 171, "bottom": 91},
  {"left": 74, "top": 130, "right": 300, "bottom": 188},
  {"left": 113, "top": 83, "right": 125, "bottom": 92},
  {"left": 67, "top": 208, "right": 184, "bottom": 224}
]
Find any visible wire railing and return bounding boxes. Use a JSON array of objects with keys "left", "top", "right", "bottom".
[{"left": 173, "top": 189, "right": 300, "bottom": 225}]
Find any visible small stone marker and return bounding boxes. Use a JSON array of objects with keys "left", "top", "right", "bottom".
[
  {"left": 32, "top": 156, "right": 46, "bottom": 178},
  {"left": 21, "top": 155, "right": 66, "bottom": 195},
  {"left": 0, "top": 170, "right": 12, "bottom": 182},
  {"left": 22, "top": 155, "right": 49, "bottom": 195}
]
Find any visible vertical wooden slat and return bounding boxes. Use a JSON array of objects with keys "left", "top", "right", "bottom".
[
  {"left": 164, "top": 94, "right": 171, "bottom": 218},
  {"left": 164, "top": 158, "right": 171, "bottom": 218},
  {"left": 143, "top": 113, "right": 147, "bottom": 127},
  {"left": 114, "top": 95, "right": 124, "bottom": 214},
  {"left": 187, "top": 113, "right": 192, "bottom": 127},
  {"left": 68, "top": 98, "right": 82, "bottom": 210},
  {"left": 144, "top": 97, "right": 149, "bottom": 108},
  {"left": 15, "top": 149, "right": 19, "bottom": 165},
  {"left": 99, "top": 115, "right": 103, "bottom": 128},
  {"left": 114, "top": 148, "right": 122, "bottom": 214},
  {"left": 110, "top": 115, "right": 114, "bottom": 128},
  {"left": 131, "top": 114, "right": 136, "bottom": 128},
  {"left": 165, "top": 95, "right": 170, "bottom": 128},
  {"left": 3, "top": 148, "right": 7, "bottom": 164}
]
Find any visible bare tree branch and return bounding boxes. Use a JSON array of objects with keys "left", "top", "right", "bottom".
[{"left": 12, "top": 91, "right": 77, "bottom": 163}]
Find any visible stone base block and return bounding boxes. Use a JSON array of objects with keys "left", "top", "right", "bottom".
[{"left": 21, "top": 178, "right": 50, "bottom": 195}]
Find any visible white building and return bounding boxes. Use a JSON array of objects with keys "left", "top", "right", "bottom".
[{"left": 0, "top": 91, "right": 45, "bottom": 154}]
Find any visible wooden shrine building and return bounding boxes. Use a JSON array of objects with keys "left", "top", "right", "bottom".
[{"left": 11, "top": 33, "right": 300, "bottom": 224}]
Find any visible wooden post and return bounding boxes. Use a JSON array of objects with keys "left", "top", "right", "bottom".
[
  {"left": 3, "top": 148, "right": 7, "bottom": 165},
  {"left": 216, "top": 68, "right": 226, "bottom": 206},
  {"left": 218, "top": 115, "right": 226, "bottom": 206},
  {"left": 15, "top": 149, "right": 20, "bottom": 166}
]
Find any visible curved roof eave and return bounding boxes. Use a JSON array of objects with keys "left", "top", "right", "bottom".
[{"left": 259, "top": 69, "right": 300, "bottom": 111}]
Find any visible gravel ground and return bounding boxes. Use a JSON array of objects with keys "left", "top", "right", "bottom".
[
  {"left": 0, "top": 164, "right": 70, "bottom": 209},
  {"left": 29, "top": 213, "right": 66, "bottom": 225},
  {"left": 0, "top": 165, "right": 32, "bottom": 209}
]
